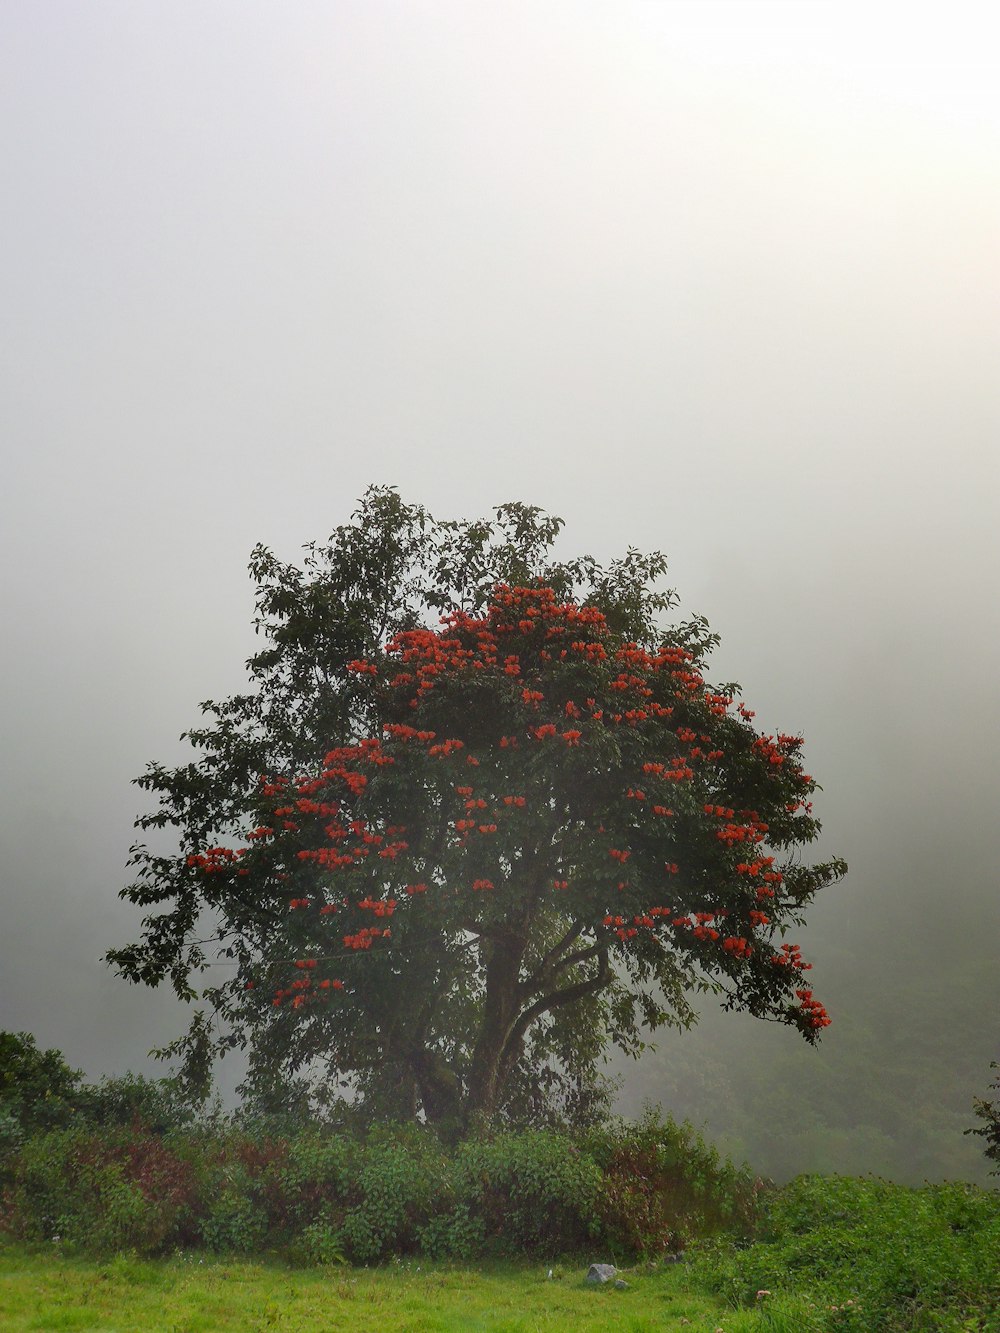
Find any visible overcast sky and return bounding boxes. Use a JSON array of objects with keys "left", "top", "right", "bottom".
[{"left": 2, "top": 2, "right": 998, "bottom": 1111}]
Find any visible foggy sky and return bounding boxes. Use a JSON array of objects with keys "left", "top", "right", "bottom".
[{"left": 2, "top": 2, "right": 998, "bottom": 1134}]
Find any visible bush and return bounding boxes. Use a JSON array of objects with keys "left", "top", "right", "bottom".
[
  {"left": 0, "top": 1032, "right": 83, "bottom": 1135},
  {"left": 259, "top": 1131, "right": 358, "bottom": 1235},
  {"left": 584, "top": 1110, "right": 767, "bottom": 1254},
  {"left": 692, "top": 1174, "right": 1000, "bottom": 1330},
  {"left": 969, "top": 1061, "right": 1000, "bottom": 1175},
  {"left": 292, "top": 1212, "right": 347, "bottom": 1266},
  {"left": 339, "top": 1125, "right": 454, "bottom": 1263},
  {"left": 76, "top": 1073, "right": 197, "bottom": 1134},
  {"left": 453, "top": 1130, "right": 604, "bottom": 1254},
  {"left": 0, "top": 1115, "right": 763, "bottom": 1261},
  {"left": 0, "top": 1105, "right": 25, "bottom": 1175},
  {"left": 1, "top": 1127, "right": 199, "bottom": 1253},
  {"left": 416, "top": 1204, "right": 486, "bottom": 1260},
  {"left": 198, "top": 1170, "right": 268, "bottom": 1254}
]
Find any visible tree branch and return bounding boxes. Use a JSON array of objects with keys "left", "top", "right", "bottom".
[{"left": 501, "top": 945, "right": 613, "bottom": 1079}]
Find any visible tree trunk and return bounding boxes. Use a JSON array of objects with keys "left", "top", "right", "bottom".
[
  {"left": 410, "top": 1046, "right": 463, "bottom": 1127},
  {"left": 464, "top": 933, "right": 526, "bottom": 1122}
]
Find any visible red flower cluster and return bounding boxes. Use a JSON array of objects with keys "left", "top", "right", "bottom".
[
  {"left": 343, "top": 926, "right": 389, "bottom": 950},
  {"left": 723, "top": 936, "right": 752, "bottom": 959},
  {"left": 795, "top": 988, "right": 831, "bottom": 1029}
]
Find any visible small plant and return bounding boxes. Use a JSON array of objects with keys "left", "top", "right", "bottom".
[
  {"left": 968, "top": 1061, "right": 1000, "bottom": 1175},
  {"left": 198, "top": 1175, "right": 267, "bottom": 1254},
  {"left": 294, "top": 1212, "right": 347, "bottom": 1265}
]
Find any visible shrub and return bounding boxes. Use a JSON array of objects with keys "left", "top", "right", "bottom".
[
  {"left": 198, "top": 1171, "right": 269, "bottom": 1254},
  {"left": 76, "top": 1073, "right": 197, "bottom": 1134},
  {"left": 969, "top": 1061, "right": 1000, "bottom": 1175},
  {"left": 0, "top": 1127, "right": 198, "bottom": 1253},
  {"left": 0, "top": 1105, "right": 25, "bottom": 1176},
  {"left": 692, "top": 1174, "right": 1000, "bottom": 1330},
  {"left": 292, "top": 1212, "right": 347, "bottom": 1266},
  {"left": 416, "top": 1204, "right": 486, "bottom": 1260},
  {"left": 259, "top": 1131, "right": 358, "bottom": 1234},
  {"left": 0, "top": 1114, "right": 766, "bottom": 1261},
  {"left": 453, "top": 1130, "right": 604, "bottom": 1254},
  {"left": 0, "top": 1032, "right": 83, "bottom": 1135},
  {"left": 339, "top": 1125, "right": 454, "bottom": 1263},
  {"left": 584, "top": 1110, "right": 767, "bottom": 1253}
]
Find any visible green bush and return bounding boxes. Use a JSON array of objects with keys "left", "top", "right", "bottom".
[
  {"left": 292, "top": 1212, "right": 347, "bottom": 1265},
  {"left": 0, "top": 1105, "right": 25, "bottom": 1175},
  {"left": 584, "top": 1110, "right": 767, "bottom": 1253},
  {"left": 454, "top": 1130, "right": 604, "bottom": 1254},
  {"left": 1, "top": 1128, "right": 198, "bottom": 1253},
  {"left": 198, "top": 1173, "right": 268, "bottom": 1254},
  {"left": 260, "top": 1130, "right": 358, "bottom": 1234},
  {"left": 692, "top": 1174, "right": 1000, "bottom": 1331},
  {"left": 339, "top": 1126, "right": 454, "bottom": 1263},
  {"left": 0, "top": 1032, "right": 83, "bottom": 1135},
  {"left": 416, "top": 1203, "right": 486, "bottom": 1260},
  {"left": 969, "top": 1061, "right": 1000, "bottom": 1176},
  {"left": 77, "top": 1073, "right": 197, "bottom": 1134},
  {"left": 0, "top": 1116, "right": 764, "bottom": 1262}
]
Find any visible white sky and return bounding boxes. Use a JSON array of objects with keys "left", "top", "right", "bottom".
[{"left": 1, "top": 1, "right": 998, "bottom": 1106}]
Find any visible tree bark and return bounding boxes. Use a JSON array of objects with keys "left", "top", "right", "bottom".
[{"left": 464, "top": 932, "right": 527, "bottom": 1121}]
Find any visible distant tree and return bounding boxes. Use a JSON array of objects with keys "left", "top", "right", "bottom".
[
  {"left": 0, "top": 1031, "right": 82, "bottom": 1134},
  {"left": 76, "top": 1072, "right": 197, "bottom": 1135},
  {"left": 109, "top": 488, "right": 845, "bottom": 1132},
  {"left": 970, "top": 1064, "right": 1000, "bottom": 1174}
]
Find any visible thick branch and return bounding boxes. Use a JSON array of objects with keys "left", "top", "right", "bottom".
[
  {"left": 517, "top": 920, "right": 603, "bottom": 1004},
  {"left": 500, "top": 945, "right": 613, "bottom": 1080}
]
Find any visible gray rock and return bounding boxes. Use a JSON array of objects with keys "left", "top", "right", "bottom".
[
  {"left": 586, "top": 1263, "right": 617, "bottom": 1284},
  {"left": 614, "top": 1279, "right": 630, "bottom": 1290}
]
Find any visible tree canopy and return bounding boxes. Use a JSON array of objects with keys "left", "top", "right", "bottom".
[{"left": 110, "top": 487, "right": 845, "bottom": 1131}]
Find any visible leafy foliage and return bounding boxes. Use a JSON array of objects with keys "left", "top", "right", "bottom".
[
  {"left": 584, "top": 1109, "right": 766, "bottom": 1253},
  {"left": 969, "top": 1061, "right": 1000, "bottom": 1175},
  {"left": 77, "top": 1072, "right": 198, "bottom": 1134},
  {"left": 2, "top": 1126, "right": 200, "bottom": 1253},
  {"left": 109, "top": 487, "right": 844, "bottom": 1127},
  {"left": 693, "top": 1174, "right": 1000, "bottom": 1330},
  {"left": 0, "top": 1118, "right": 759, "bottom": 1261},
  {"left": 0, "top": 1031, "right": 83, "bottom": 1135}
]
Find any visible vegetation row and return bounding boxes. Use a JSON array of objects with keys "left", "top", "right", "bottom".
[{"left": 1, "top": 1100, "right": 758, "bottom": 1265}]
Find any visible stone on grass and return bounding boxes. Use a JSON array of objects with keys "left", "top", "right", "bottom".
[{"left": 586, "top": 1263, "right": 617, "bottom": 1284}]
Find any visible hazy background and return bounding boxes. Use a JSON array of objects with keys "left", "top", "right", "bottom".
[{"left": 2, "top": 1, "right": 997, "bottom": 1181}]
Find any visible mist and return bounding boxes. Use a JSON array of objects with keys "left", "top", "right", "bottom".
[{"left": 2, "top": 1, "right": 998, "bottom": 1178}]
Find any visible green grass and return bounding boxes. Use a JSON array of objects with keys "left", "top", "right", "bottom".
[{"left": 0, "top": 1247, "right": 732, "bottom": 1332}]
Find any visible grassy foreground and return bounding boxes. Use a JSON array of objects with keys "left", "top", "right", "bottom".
[{"left": 0, "top": 1248, "right": 732, "bottom": 1332}]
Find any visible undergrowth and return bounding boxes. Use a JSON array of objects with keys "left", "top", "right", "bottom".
[{"left": 0, "top": 1109, "right": 761, "bottom": 1262}]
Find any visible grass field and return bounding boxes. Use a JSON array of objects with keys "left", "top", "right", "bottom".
[{"left": 0, "top": 1247, "right": 739, "bottom": 1333}]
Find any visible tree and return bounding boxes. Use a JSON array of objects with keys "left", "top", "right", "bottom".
[
  {"left": 0, "top": 1031, "right": 83, "bottom": 1135},
  {"left": 110, "top": 487, "right": 845, "bottom": 1131}
]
